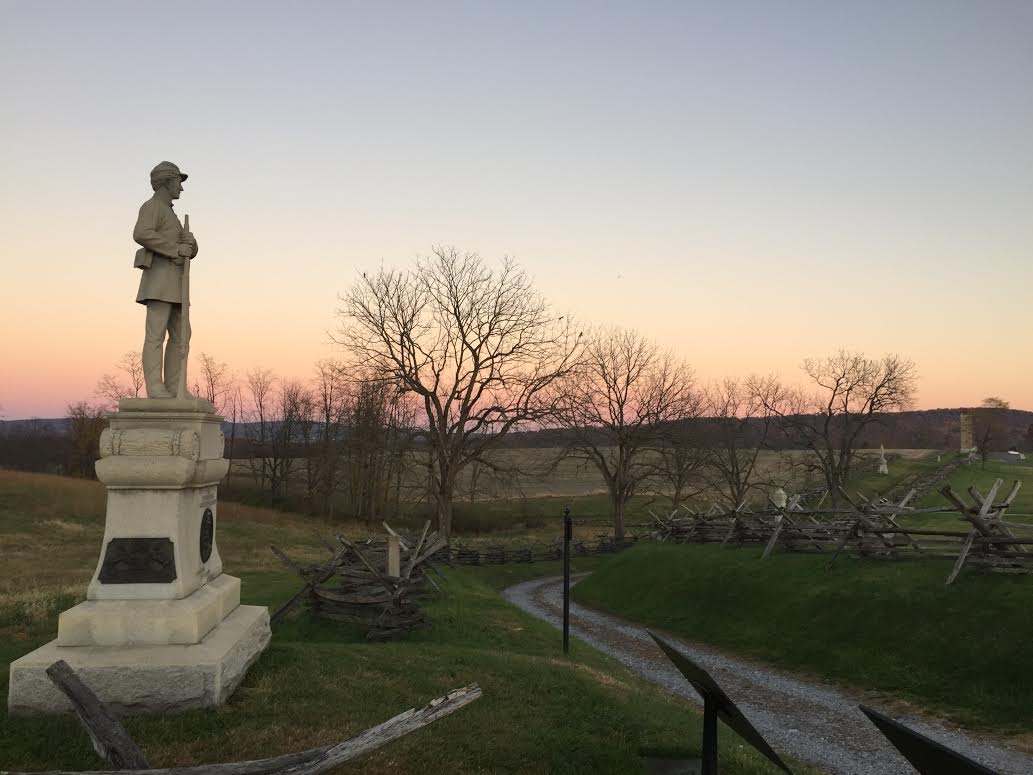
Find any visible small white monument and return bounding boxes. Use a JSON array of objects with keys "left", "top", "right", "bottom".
[
  {"left": 877, "top": 445, "right": 889, "bottom": 475},
  {"left": 8, "top": 163, "right": 270, "bottom": 714}
]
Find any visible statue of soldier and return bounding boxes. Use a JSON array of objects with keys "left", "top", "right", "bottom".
[{"left": 133, "top": 161, "right": 198, "bottom": 399}]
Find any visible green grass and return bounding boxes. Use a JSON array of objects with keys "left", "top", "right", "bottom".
[
  {"left": 845, "top": 450, "right": 946, "bottom": 500},
  {"left": 574, "top": 542, "right": 1033, "bottom": 733},
  {"left": 0, "top": 470, "right": 814, "bottom": 774},
  {"left": 467, "top": 555, "right": 614, "bottom": 592},
  {"left": 910, "top": 457, "right": 1033, "bottom": 521}
]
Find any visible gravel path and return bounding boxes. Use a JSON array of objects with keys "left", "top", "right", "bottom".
[{"left": 503, "top": 574, "right": 1033, "bottom": 775}]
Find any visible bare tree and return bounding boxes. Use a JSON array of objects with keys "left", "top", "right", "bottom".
[
  {"left": 94, "top": 352, "right": 145, "bottom": 409},
  {"left": 272, "top": 378, "right": 307, "bottom": 502},
  {"left": 974, "top": 396, "right": 1010, "bottom": 467},
  {"left": 342, "top": 377, "right": 419, "bottom": 521},
  {"left": 298, "top": 360, "right": 351, "bottom": 517},
  {"left": 648, "top": 393, "right": 707, "bottom": 511},
  {"left": 335, "top": 247, "right": 581, "bottom": 536},
  {"left": 242, "top": 368, "right": 276, "bottom": 495},
  {"left": 554, "top": 328, "right": 696, "bottom": 543},
  {"left": 193, "top": 353, "right": 232, "bottom": 414},
  {"left": 223, "top": 383, "right": 245, "bottom": 496},
  {"left": 766, "top": 351, "right": 917, "bottom": 503},
  {"left": 241, "top": 372, "right": 308, "bottom": 505},
  {"left": 701, "top": 376, "right": 781, "bottom": 510}
]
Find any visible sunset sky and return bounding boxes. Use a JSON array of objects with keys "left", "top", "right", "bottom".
[{"left": 1, "top": 1, "right": 1031, "bottom": 419}]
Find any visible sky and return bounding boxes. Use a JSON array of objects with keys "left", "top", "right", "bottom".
[{"left": 1, "top": 1, "right": 1031, "bottom": 418}]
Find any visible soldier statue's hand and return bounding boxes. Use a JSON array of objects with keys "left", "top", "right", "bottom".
[
  {"left": 177, "top": 243, "right": 193, "bottom": 259},
  {"left": 181, "top": 230, "right": 196, "bottom": 247}
]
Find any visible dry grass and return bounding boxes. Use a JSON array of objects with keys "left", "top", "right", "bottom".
[
  {"left": 0, "top": 469, "right": 368, "bottom": 603},
  {"left": 230, "top": 448, "right": 937, "bottom": 503},
  {"left": 0, "top": 470, "right": 821, "bottom": 775},
  {"left": 0, "top": 583, "right": 85, "bottom": 626}
]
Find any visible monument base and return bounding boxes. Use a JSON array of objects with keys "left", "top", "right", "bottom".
[
  {"left": 58, "top": 574, "right": 241, "bottom": 647},
  {"left": 7, "top": 605, "right": 270, "bottom": 715}
]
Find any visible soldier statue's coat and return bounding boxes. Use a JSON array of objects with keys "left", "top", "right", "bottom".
[{"left": 133, "top": 194, "right": 198, "bottom": 304}]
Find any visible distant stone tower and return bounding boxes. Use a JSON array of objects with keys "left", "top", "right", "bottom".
[{"left": 960, "top": 410, "right": 975, "bottom": 452}]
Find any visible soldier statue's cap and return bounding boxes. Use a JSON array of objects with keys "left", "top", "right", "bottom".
[{"left": 149, "top": 161, "right": 188, "bottom": 183}]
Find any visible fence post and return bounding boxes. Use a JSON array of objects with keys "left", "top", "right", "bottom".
[{"left": 563, "top": 505, "right": 571, "bottom": 655}]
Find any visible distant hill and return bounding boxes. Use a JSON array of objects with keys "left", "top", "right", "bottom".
[
  {"left": 4, "top": 407, "right": 1032, "bottom": 453},
  {"left": 498, "top": 408, "right": 1033, "bottom": 451},
  {"left": 0, "top": 418, "right": 71, "bottom": 434}
]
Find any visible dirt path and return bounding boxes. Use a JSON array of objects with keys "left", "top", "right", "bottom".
[{"left": 503, "top": 574, "right": 1033, "bottom": 775}]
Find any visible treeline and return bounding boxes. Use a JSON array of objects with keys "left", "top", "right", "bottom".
[
  {"left": 9, "top": 406, "right": 1033, "bottom": 455},
  {"left": 498, "top": 408, "right": 1033, "bottom": 451},
  {"left": 3, "top": 352, "right": 1031, "bottom": 537},
  {"left": 4, "top": 248, "right": 1033, "bottom": 539},
  {"left": 222, "top": 363, "right": 419, "bottom": 520},
  {"left": 9, "top": 355, "right": 426, "bottom": 523}
]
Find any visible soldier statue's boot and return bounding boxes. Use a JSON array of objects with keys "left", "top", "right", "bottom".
[{"left": 143, "top": 341, "right": 173, "bottom": 398}]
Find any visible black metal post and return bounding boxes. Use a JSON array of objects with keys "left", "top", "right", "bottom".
[
  {"left": 563, "top": 506, "right": 571, "bottom": 655},
  {"left": 701, "top": 693, "right": 718, "bottom": 775}
]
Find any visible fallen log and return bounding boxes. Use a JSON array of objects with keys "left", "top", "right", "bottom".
[
  {"left": 45, "top": 660, "right": 150, "bottom": 770},
  {"left": 3, "top": 683, "right": 482, "bottom": 775}
]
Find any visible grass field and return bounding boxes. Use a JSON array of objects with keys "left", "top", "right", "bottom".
[
  {"left": 903, "top": 457, "right": 1033, "bottom": 528},
  {"left": 4, "top": 449, "right": 1027, "bottom": 770},
  {"left": 224, "top": 447, "right": 945, "bottom": 535},
  {"left": 573, "top": 542, "right": 1033, "bottom": 738},
  {"left": 0, "top": 470, "right": 815, "bottom": 774}
]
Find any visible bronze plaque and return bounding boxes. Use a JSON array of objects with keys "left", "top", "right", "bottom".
[
  {"left": 98, "top": 538, "right": 177, "bottom": 584},
  {"left": 200, "top": 508, "right": 214, "bottom": 563}
]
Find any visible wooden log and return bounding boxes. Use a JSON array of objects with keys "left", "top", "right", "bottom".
[
  {"left": 7, "top": 684, "right": 482, "bottom": 775},
  {"left": 826, "top": 518, "right": 861, "bottom": 567},
  {"left": 412, "top": 535, "right": 448, "bottom": 566},
  {"left": 312, "top": 588, "right": 393, "bottom": 605},
  {"left": 337, "top": 536, "right": 391, "bottom": 589},
  {"left": 45, "top": 660, "right": 150, "bottom": 770},
  {"left": 760, "top": 516, "right": 784, "bottom": 560},
  {"left": 946, "top": 529, "right": 977, "bottom": 585},
  {"left": 269, "top": 545, "right": 312, "bottom": 579},
  {"left": 335, "top": 567, "right": 386, "bottom": 581},
  {"left": 270, "top": 544, "right": 349, "bottom": 626},
  {"left": 311, "top": 531, "right": 338, "bottom": 555},
  {"left": 859, "top": 528, "right": 971, "bottom": 538},
  {"left": 403, "top": 522, "right": 431, "bottom": 581},
  {"left": 381, "top": 521, "right": 411, "bottom": 552},
  {"left": 971, "top": 479, "right": 1003, "bottom": 525},
  {"left": 721, "top": 518, "right": 739, "bottom": 545}
]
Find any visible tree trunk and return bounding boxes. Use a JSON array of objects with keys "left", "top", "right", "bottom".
[
  {"left": 613, "top": 498, "right": 626, "bottom": 546},
  {"left": 436, "top": 494, "right": 453, "bottom": 538}
]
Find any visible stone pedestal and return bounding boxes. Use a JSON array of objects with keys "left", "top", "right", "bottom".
[{"left": 8, "top": 398, "right": 270, "bottom": 715}]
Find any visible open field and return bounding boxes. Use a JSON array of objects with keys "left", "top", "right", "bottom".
[
  {"left": 230, "top": 447, "right": 939, "bottom": 502},
  {"left": 225, "top": 447, "right": 946, "bottom": 533},
  {"left": 574, "top": 542, "right": 1033, "bottom": 737},
  {"left": 5, "top": 451, "right": 1031, "bottom": 768},
  {"left": 902, "top": 457, "right": 1033, "bottom": 528},
  {"left": 0, "top": 470, "right": 815, "bottom": 774}
]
